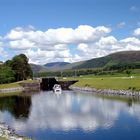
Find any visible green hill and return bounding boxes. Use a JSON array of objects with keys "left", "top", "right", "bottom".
[
  {"left": 30, "top": 63, "right": 48, "bottom": 73},
  {"left": 44, "top": 62, "right": 70, "bottom": 71},
  {"left": 73, "top": 51, "right": 140, "bottom": 70},
  {"left": 31, "top": 51, "right": 140, "bottom": 73}
]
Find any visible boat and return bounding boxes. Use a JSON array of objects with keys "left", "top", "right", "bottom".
[{"left": 53, "top": 84, "right": 62, "bottom": 94}]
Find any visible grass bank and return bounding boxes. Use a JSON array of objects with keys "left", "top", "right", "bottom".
[
  {"left": 0, "top": 80, "right": 39, "bottom": 89},
  {"left": 67, "top": 76, "right": 140, "bottom": 91},
  {"left": 0, "top": 82, "right": 21, "bottom": 89}
]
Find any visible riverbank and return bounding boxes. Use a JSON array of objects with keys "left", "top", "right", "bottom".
[
  {"left": 68, "top": 76, "right": 140, "bottom": 90},
  {"left": 0, "top": 122, "right": 31, "bottom": 140},
  {"left": 71, "top": 86, "right": 140, "bottom": 97},
  {"left": 0, "top": 80, "right": 40, "bottom": 94},
  {"left": 69, "top": 76, "right": 140, "bottom": 97}
]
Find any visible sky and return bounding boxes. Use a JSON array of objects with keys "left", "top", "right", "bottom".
[{"left": 0, "top": 0, "right": 140, "bottom": 64}]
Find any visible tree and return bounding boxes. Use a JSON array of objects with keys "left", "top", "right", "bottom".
[
  {"left": 0, "top": 66, "right": 15, "bottom": 84},
  {"left": 8, "top": 54, "right": 33, "bottom": 81}
]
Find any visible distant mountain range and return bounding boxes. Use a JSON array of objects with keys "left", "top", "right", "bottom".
[
  {"left": 30, "top": 64, "right": 48, "bottom": 73},
  {"left": 44, "top": 62, "right": 70, "bottom": 70},
  {"left": 30, "top": 51, "right": 140, "bottom": 73}
]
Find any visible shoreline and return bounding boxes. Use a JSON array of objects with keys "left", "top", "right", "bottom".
[
  {"left": 0, "top": 122, "right": 31, "bottom": 140},
  {"left": 0, "top": 87, "right": 24, "bottom": 93},
  {"left": 0, "top": 82, "right": 40, "bottom": 94},
  {"left": 71, "top": 86, "right": 140, "bottom": 97}
]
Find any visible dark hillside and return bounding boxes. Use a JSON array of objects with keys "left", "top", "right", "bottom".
[{"left": 73, "top": 51, "right": 140, "bottom": 69}]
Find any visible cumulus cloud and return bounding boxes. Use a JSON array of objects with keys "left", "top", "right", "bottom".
[
  {"left": 1, "top": 91, "right": 140, "bottom": 134},
  {"left": 9, "top": 39, "right": 35, "bottom": 50},
  {"left": 133, "top": 28, "right": 140, "bottom": 36},
  {"left": 76, "top": 36, "right": 140, "bottom": 60},
  {"left": 0, "top": 91, "right": 127, "bottom": 132},
  {"left": 120, "top": 37, "right": 140, "bottom": 50},
  {"left": 1, "top": 25, "right": 140, "bottom": 64},
  {"left": 76, "top": 29, "right": 140, "bottom": 59},
  {"left": 6, "top": 25, "right": 111, "bottom": 46},
  {"left": 3, "top": 25, "right": 111, "bottom": 64}
]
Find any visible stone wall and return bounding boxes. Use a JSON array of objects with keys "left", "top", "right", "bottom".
[
  {"left": 71, "top": 86, "right": 140, "bottom": 97},
  {"left": 0, "top": 87, "right": 24, "bottom": 93}
]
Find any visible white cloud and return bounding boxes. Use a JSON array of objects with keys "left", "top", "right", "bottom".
[
  {"left": 77, "top": 36, "right": 119, "bottom": 58},
  {"left": 6, "top": 25, "right": 111, "bottom": 46},
  {"left": 25, "top": 48, "right": 80, "bottom": 64},
  {"left": 133, "top": 28, "right": 140, "bottom": 36},
  {"left": 2, "top": 91, "right": 140, "bottom": 133},
  {"left": 3, "top": 25, "right": 111, "bottom": 64},
  {"left": 120, "top": 37, "right": 140, "bottom": 50},
  {"left": 9, "top": 39, "right": 35, "bottom": 50},
  {"left": 120, "top": 37, "right": 140, "bottom": 44},
  {"left": 97, "top": 36, "right": 117, "bottom": 47},
  {"left": 0, "top": 91, "right": 126, "bottom": 132},
  {"left": 77, "top": 43, "right": 89, "bottom": 53},
  {"left": 1, "top": 25, "right": 140, "bottom": 64},
  {"left": 76, "top": 36, "right": 140, "bottom": 60}
]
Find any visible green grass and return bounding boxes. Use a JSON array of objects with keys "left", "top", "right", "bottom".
[
  {"left": 18, "top": 79, "right": 39, "bottom": 83},
  {"left": 0, "top": 82, "right": 21, "bottom": 89},
  {"left": 69, "top": 76, "right": 140, "bottom": 91},
  {"left": 0, "top": 80, "right": 39, "bottom": 89}
]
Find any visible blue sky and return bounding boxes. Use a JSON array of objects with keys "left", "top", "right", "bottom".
[{"left": 0, "top": 0, "right": 140, "bottom": 64}]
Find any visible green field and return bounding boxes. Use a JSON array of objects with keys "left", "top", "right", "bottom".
[{"left": 68, "top": 75, "right": 140, "bottom": 91}]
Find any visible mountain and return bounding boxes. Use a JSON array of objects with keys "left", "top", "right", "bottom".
[
  {"left": 44, "top": 62, "right": 70, "bottom": 71},
  {"left": 73, "top": 51, "right": 140, "bottom": 69},
  {"left": 44, "top": 62, "right": 70, "bottom": 68},
  {"left": 31, "top": 51, "right": 140, "bottom": 73},
  {"left": 30, "top": 63, "right": 48, "bottom": 73}
]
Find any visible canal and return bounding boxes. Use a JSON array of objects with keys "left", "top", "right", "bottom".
[{"left": 0, "top": 90, "right": 140, "bottom": 140}]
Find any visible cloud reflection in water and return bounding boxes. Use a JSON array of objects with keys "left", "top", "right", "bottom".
[{"left": 0, "top": 91, "right": 140, "bottom": 134}]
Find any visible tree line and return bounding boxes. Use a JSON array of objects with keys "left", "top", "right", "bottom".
[{"left": 0, "top": 54, "right": 32, "bottom": 84}]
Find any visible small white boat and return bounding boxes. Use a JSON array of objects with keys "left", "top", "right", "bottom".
[{"left": 53, "top": 84, "right": 62, "bottom": 94}]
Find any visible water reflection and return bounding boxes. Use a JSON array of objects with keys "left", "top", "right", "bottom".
[
  {"left": 0, "top": 96, "right": 31, "bottom": 119},
  {"left": 0, "top": 91, "right": 140, "bottom": 135}
]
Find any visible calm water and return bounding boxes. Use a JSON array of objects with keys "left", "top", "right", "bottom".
[{"left": 0, "top": 90, "right": 140, "bottom": 140}]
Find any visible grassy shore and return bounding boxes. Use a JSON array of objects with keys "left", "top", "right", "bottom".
[
  {"left": 0, "top": 79, "right": 39, "bottom": 89},
  {"left": 67, "top": 75, "right": 140, "bottom": 91},
  {"left": 0, "top": 82, "right": 21, "bottom": 89}
]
